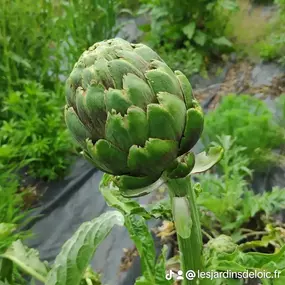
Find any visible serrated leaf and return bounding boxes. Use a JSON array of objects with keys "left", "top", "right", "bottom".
[
  {"left": 191, "top": 146, "right": 224, "bottom": 174},
  {"left": 148, "top": 199, "right": 172, "bottom": 220},
  {"left": 155, "top": 245, "right": 172, "bottom": 285},
  {"left": 128, "top": 218, "right": 171, "bottom": 285},
  {"left": 182, "top": 22, "right": 196, "bottom": 40},
  {"left": 0, "top": 240, "right": 48, "bottom": 283},
  {"left": 125, "top": 215, "right": 156, "bottom": 282},
  {"left": 45, "top": 211, "right": 124, "bottom": 285},
  {"left": 208, "top": 245, "right": 285, "bottom": 278}
]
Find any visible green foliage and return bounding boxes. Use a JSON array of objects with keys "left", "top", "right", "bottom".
[
  {"left": 118, "top": 0, "right": 140, "bottom": 10},
  {"left": 204, "top": 237, "right": 285, "bottom": 285},
  {"left": 0, "top": 81, "right": 73, "bottom": 180},
  {"left": 0, "top": 207, "right": 170, "bottom": 285},
  {"left": 197, "top": 136, "right": 253, "bottom": 233},
  {"left": 140, "top": 0, "right": 237, "bottom": 53},
  {"left": 137, "top": 0, "right": 238, "bottom": 75},
  {"left": 2, "top": 154, "right": 285, "bottom": 284},
  {"left": 45, "top": 211, "right": 124, "bottom": 285},
  {"left": 0, "top": 170, "right": 30, "bottom": 284},
  {"left": 0, "top": 211, "right": 123, "bottom": 285},
  {"left": 0, "top": 170, "right": 29, "bottom": 253},
  {"left": 197, "top": 136, "right": 285, "bottom": 242},
  {"left": 125, "top": 216, "right": 171, "bottom": 285},
  {"left": 0, "top": 0, "right": 119, "bottom": 181},
  {"left": 158, "top": 44, "right": 205, "bottom": 78},
  {"left": 0, "top": 240, "right": 49, "bottom": 283},
  {"left": 258, "top": 0, "right": 285, "bottom": 65},
  {"left": 100, "top": 176, "right": 171, "bottom": 284},
  {"left": 100, "top": 173, "right": 172, "bottom": 220},
  {"left": 0, "top": 0, "right": 118, "bottom": 91},
  {"left": 202, "top": 94, "right": 285, "bottom": 168}
]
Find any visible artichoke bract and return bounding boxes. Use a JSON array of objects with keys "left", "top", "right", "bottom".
[{"left": 65, "top": 38, "right": 203, "bottom": 190}]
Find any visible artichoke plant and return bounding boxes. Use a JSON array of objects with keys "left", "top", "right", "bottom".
[
  {"left": 65, "top": 38, "right": 223, "bottom": 285},
  {"left": 65, "top": 38, "right": 203, "bottom": 192}
]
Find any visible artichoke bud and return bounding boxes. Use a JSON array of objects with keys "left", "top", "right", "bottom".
[
  {"left": 167, "top": 152, "right": 195, "bottom": 179},
  {"left": 175, "top": 70, "right": 194, "bottom": 108},
  {"left": 65, "top": 38, "right": 204, "bottom": 192},
  {"left": 203, "top": 235, "right": 237, "bottom": 262}
]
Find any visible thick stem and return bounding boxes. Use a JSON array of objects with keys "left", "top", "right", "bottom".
[{"left": 166, "top": 176, "right": 203, "bottom": 285}]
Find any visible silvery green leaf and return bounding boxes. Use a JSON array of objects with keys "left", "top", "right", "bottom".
[
  {"left": 45, "top": 211, "right": 124, "bottom": 285},
  {"left": 191, "top": 146, "right": 224, "bottom": 174}
]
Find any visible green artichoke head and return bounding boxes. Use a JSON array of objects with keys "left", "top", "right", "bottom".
[{"left": 65, "top": 38, "right": 203, "bottom": 190}]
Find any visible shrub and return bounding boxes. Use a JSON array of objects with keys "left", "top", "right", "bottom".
[
  {"left": 140, "top": 0, "right": 238, "bottom": 53},
  {"left": 158, "top": 43, "right": 205, "bottom": 78},
  {"left": 0, "top": 81, "right": 73, "bottom": 180},
  {"left": 202, "top": 94, "right": 285, "bottom": 168}
]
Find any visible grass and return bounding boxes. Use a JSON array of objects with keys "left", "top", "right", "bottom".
[
  {"left": 0, "top": 0, "right": 119, "bottom": 181},
  {"left": 0, "top": 0, "right": 118, "bottom": 91}
]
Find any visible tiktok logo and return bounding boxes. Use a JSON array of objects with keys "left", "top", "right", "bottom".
[{"left": 165, "top": 270, "right": 184, "bottom": 280}]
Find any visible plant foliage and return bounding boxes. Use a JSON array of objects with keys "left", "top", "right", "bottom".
[
  {"left": 140, "top": 0, "right": 238, "bottom": 51},
  {"left": 0, "top": 81, "right": 73, "bottom": 180},
  {"left": 258, "top": 0, "right": 285, "bottom": 65},
  {"left": 202, "top": 95, "right": 285, "bottom": 168},
  {"left": 197, "top": 136, "right": 285, "bottom": 246}
]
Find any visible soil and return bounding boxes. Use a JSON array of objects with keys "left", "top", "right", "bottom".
[{"left": 195, "top": 60, "right": 285, "bottom": 110}]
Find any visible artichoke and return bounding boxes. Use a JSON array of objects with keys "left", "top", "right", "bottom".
[
  {"left": 203, "top": 235, "right": 237, "bottom": 262},
  {"left": 65, "top": 38, "right": 203, "bottom": 191}
]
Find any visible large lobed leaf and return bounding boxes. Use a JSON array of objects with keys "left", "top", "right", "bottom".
[{"left": 45, "top": 211, "right": 124, "bottom": 285}]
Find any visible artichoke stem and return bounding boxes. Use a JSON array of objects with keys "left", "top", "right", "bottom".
[{"left": 166, "top": 176, "right": 204, "bottom": 285}]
